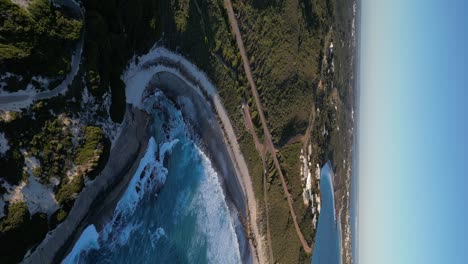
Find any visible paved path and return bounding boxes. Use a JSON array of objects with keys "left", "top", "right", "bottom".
[
  {"left": 224, "top": 0, "right": 313, "bottom": 255},
  {"left": 0, "top": 0, "right": 84, "bottom": 111}
]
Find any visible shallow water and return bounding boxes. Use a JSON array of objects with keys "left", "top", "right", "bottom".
[
  {"left": 311, "top": 163, "right": 341, "bottom": 264},
  {"left": 64, "top": 92, "right": 241, "bottom": 264}
]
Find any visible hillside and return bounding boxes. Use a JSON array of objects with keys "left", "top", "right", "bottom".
[{"left": 0, "top": 0, "right": 355, "bottom": 262}]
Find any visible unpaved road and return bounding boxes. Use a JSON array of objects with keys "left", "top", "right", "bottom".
[
  {"left": 224, "top": 0, "right": 313, "bottom": 255},
  {"left": 242, "top": 102, "right": 274, "bottom": 263}
]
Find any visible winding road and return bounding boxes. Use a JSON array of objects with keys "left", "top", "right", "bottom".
[
  {"left": 0, "top": 0, "right": 84, "bottom": 111},
  {"left": 224, "top": 0, "right": 313, "bottom": 255}
]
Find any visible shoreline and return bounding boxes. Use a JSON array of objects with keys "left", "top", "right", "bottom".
[
  {"left": 342, "top": 0, "right": 361, "bottom": 263},
  {"left": 24, "top": 46, "right": 264, "bottom": 263},
  {"left": 23, "top": 106, "right": 151, "bottom": 263},
  {"left": 124, "top": 46, "right": 265, "bottom": 264},
  {"left": 337, "top": 0, "right": 360, "bottom": 263},
  {"left": 148, "top": 71, "right": 252, "bottom": 263}
]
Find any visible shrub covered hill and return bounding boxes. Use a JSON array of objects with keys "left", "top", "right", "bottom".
[
  {"left": 160, "top": 0, "right": 355, "bottom": 263},
  {"left": 0, "top": 0, "right": 160, "bottom": 262},
  {"left": 0, "top": 0, "right": 355, "bottom": 263},
  {"left": 0, "top": 0, "right": 82, "bottom": 91}
]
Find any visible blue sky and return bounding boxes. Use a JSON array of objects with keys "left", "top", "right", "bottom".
[{"left": 359, "top": 0, "right": 468, "bottom": 263}]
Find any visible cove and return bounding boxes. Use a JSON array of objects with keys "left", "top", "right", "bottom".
[{"left": 311, "top": 162, "right": 341, "bottom": 264}]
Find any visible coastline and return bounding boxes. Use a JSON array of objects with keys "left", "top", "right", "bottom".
[
  {"left": 23, "top": 106, "right": 151, "bottom": 263},
  {"left": 313, "top": 161, "right": 342, "bottom": 264},
  {"left": 148, "top": 71, "right": 252, "bottom": 263},
  {"left": 338, "top": 0, "right": 360, "bottom": 263},
  {"left": 123, "top": 46, "right": 265, "bottom": 264},
  {"left": 23, "top": 46, "right": 264, "bottom": 264},
  {"left": 349, "top": 0, "right": 360, "bottom": 262}
]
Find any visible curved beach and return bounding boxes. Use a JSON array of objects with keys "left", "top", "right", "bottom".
[
  {"left": 123, "top": 46, "right": 265, "bottom": 264},
  {"left": 23, "top": 47, "right": 264, "bottom": 264}
]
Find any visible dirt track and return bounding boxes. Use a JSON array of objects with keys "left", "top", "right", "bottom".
[{"left": 224, "top": 0, "right": 313, "bottom": 255}]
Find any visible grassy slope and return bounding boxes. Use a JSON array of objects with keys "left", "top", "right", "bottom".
[
  {"left": 234, "top": 0, "right": 332, "bottom": 262},
  {"left": 160, "top": 0, "right": 334, "bottom": 263},
  {"left": 234, "top": 0, "right": 331, "bottom": 146}
]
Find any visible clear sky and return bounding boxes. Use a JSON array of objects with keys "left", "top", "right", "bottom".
[{"left": 359, "top": 0, "right": 468, "bottom": 263}]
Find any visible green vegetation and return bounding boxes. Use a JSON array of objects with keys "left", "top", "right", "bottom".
[
  {"left": 0, "top": 0, "right": 355, "bottom": 262},
  {"left": 278, "top": 142, "right": 315, "bottom": 242},
  {"left": 160, "top": 1, "right": 333, "bottom": 262},
  {"left": 0, "top": 202, "right": 48, "bottom": 263},
  {"left": 265, "top": 152, "right": 308, "bottom": 263},
  {"left": 29, "top": 122, "right": 105, "bottom": 211},
  {"left": 75, "top": 126, "right": 104, "bottom": 166},
  {"left": 0, "top": 0, "right": 158, "bottom": 260},
  {"left": 234, "top": 0, "right": 332, "bottom": 145},
  {"left": 0, "top": 148, "right": 25, "bottom": 185},
  {"left": 0, "top": 201, "right": 29, "bottom": 233},
  {"left": 0, "top": 113, "right": 108, "bottom": 262},
  {"left": 161, "top": 0, "right": 246, "bottom": 132},
  {"left": 56, "top": 208, "right": 68, "bottom": 222},
  {"left": 30, "top": 118, "right": 73, "bottom": 183},
  {"left": 83, "top": 0, "right": 161, "bottom": 122},
  {"left": 238, "top": 130, "right": 264, "bottom": 205},
  {"left": 0, "top": 105, "right": 76, "bottom": 186},
  {"left": 56, "top": 174, "right": 84, "bottom": 210},
  {"left": 0, "top": 0, "right": 82, "bottom": 91}
]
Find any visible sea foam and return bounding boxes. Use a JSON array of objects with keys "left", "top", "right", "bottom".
[
  {"left": 65, "top": 72, "right": 242, "bottom": 264},
  {"left": 62, "top": 225, "right": 100, "bottom": 264}
]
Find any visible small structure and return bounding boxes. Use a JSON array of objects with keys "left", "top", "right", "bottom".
[
  {"left": 302, "top": 190, "right": 309, "bottom": 206},
  {"left": 315, "top": 164, "right": 321, "bottom": 180},
  {"left": 306, "top": 171, "right": 312, "bottom": 200}
]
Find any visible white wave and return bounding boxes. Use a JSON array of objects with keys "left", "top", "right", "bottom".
[
  {"left": 98, "top": 136, "right": 177, "bottom": 249},
  {"left": 322, "top": 162, "right": 337, "bottom": 222},
  {"left": 115, "top": 222, "right": 142, "bottom": 249},
  {"left": 187, "top": 148, "right": 242, "bottom": 264},
  {"left": 121, "top": 48, "right": 256, "bottom": 262},
  {"left": 62, "top": 225, "right": 100, "bottom": 264},
  {"left": 123, "top": 47, "right": 218, "bottom": 110},
  {"left": 159, "top": 139, "right": 179, "bottom": 161},
  {"left": 172, "top": 186, "right": 190, "bottom": 225},
  {"left": 66, "top": 92, "right": 242, "bottom": 262},
  {"left": 114, "top": 137, "right": 167, "bottom": 215},
  {"left": 149, "top": 227, "right": 166, "bottom": 248}
]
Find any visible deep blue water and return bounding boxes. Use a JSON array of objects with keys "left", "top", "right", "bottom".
[
  {"left": 311, "top": 162, "right": 341, "bottom": 264},
  {"left": 63, "top": 92, "right": 241, "bottom": 264}
]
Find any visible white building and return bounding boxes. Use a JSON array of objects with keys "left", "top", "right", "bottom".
[{"left": 315, "top": 164, "right": 321, "bottom": 180}]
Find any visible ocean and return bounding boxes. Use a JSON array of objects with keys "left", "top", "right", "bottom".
[{"left": 63, "top": 92, "right": 242, "bottom": 264}]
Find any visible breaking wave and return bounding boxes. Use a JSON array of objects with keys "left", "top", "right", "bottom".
[{"left": 64, "top": 92, "right": 241, "bottom": 263}]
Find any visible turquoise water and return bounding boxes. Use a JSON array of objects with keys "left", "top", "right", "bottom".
[
  {"left": 64, "top": 92, "right": 241, "bottom": 264},
  {"left": 311, "top": 162, "right": 341, "bottom": 264}
]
